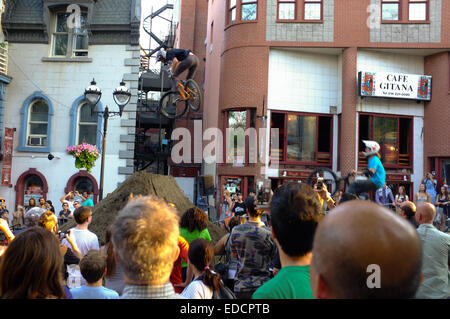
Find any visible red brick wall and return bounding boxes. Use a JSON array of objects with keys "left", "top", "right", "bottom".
[
  {"left": 340, "top": 47, "right": 358, "bottom": 175},
  {"left": 424, "top": 52, "right": 450, "bottom": 166}
]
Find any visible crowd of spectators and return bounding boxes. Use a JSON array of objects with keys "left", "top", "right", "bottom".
[{"left": 0, "top": 179, "right": 448, "bottom": 300}]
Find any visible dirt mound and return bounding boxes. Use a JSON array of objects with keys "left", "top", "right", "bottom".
[{"left": 61, "top": 171, "right": 226, "bottom": 246}]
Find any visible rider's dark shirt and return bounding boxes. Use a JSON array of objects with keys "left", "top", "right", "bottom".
[{"left": 166, "top": 48, "right": 190, "bottom": 61}]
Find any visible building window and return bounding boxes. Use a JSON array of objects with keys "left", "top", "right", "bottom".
[
  {"left": 229, "top": 0, "right": 237, "bottom": 24},
  {"left": 225, "top": 109, "right": 256, "bottom": 166},
  {"left": 271, "top": 112, "right": 332, "bottom": 165},
  {"left": 70, "top": 96, "right": 102, "bottom": 150},
  {"left": 304, "top": 0, "right": 322, "bottom": 20},
  {"left": 27, "top": 100, "right": 49, "bottom": 147},
  {"left": 359, "top": 114, "right": 412, "bottom": 168},
  {"left": 19, "top": 92, "right": 54, "bottom": 153},
  {"left": 278, "top": 0, "right": 296, "bottom": 20},
  {"left": 382, "top": 0, "right": 400, "bottom": 21},
  {"left": 241, "top": 0, "right": 257, "bottom": 21},
  {"left": 52, "top": 11, "right": 88, "bottom": 58},
  {"left": 408, "top": 0, "right": 427, "bottom": 21},
  {"left": 227, "top": 0, "right": 258, "bottom": 24},
  {"left": 77, "top": 102, "right": 98, "bottom": 145}
]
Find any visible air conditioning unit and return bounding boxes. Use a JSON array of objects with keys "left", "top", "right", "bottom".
[{"left": 28, "top": 136, "right": 46, "bottom": 146}]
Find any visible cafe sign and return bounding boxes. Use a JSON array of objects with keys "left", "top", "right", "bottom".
[{"left": 358, "top": 71, "right": 432, "bottom": 101}]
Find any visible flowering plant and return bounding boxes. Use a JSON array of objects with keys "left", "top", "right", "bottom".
[{"left": 66, "top": 143, "right": 100, "bottom": 173}]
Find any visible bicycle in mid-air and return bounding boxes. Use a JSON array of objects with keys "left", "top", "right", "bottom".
[{"left": 159, "top": 74, "right": 202, "bottom": 119}]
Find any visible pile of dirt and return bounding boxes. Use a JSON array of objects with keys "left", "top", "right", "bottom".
[{"left": 60, "top": 171, "right": 226, "bottom": 246}]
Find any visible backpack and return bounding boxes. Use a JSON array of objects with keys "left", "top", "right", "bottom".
[{"left": 194, "top": 275, "right": 236, "bottom": 299}]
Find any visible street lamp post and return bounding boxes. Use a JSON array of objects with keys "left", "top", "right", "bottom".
[{"left": 84, "top": 79, "right": 131, "bottom": 201}]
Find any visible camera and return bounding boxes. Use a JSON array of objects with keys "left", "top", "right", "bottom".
[
  {"left": 58, "top": 231, "right": 67, "bottom": 239},
  {"left": 317, "top": 177, "right": 324, "bottom": 189}
]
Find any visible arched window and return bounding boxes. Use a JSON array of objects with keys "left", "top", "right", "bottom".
[
  {"left": 27, "top": 99, "right": 49, "bottom": 147},
  {"left": 69, "top": 96, "right": 102, "bottom": 149},
  {"left": 19, "top": 92, "right": 54, "bottom": 152},
  {"left": 77, "top": 102, "right": 98, "bottom": 145}
]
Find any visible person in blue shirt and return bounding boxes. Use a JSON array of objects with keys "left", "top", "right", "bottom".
[
  {"left": 77, "top": 190, "right": 94, "bottom": 207},
  {"left": 70, "top": 250, "right": 119, "bottom": 299},
  {"left": 348, "top": 140, "right": 386, "bottom": 197}
]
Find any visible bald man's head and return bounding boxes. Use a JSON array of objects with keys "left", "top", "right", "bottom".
[
  {"left": 415, "top": 202, "right": 436, "bottom": 225},
  {"left": 311, "top": 201, "right": 422, "bottom": 299}
]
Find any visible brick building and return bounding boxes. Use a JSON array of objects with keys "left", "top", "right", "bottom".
[{"left": 170, "top": 0, "right": 449, "bottom": 217}]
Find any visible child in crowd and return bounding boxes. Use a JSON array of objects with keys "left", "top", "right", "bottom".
[{"left": 70, "top": 250, "right": 119, "bottom": 299}]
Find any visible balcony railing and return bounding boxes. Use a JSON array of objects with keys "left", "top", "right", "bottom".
[{"left": 0, "top": 45, "right": 7, "bottom": 75}]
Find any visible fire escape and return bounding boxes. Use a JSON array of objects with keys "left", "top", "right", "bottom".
[{"left": 135, "top": 4, "right": 175, "bottom": 173}]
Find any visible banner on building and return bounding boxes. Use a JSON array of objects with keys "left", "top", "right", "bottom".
[
  {"left": 1, "top": 127, "right": 14, "bottom": 187},
  {"left": 358, "top": 71, "right": 432, "bottom": 101}
]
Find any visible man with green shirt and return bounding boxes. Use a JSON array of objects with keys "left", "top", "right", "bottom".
[{"left": 252, "top": 182, "right": 323, "bottom": 299}]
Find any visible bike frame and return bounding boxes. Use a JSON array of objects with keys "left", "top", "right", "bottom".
[{"left": 177, "top": 81, "right": 197, "bottom": 101}]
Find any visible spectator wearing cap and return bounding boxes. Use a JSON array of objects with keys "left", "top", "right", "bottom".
[{"left": 230, "top": 195, "right": 277, "bottom": 299}]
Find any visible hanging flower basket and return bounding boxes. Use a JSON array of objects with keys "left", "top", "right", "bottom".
[{"left": 66, "top": 143, "right": 100, "bottom": 173}]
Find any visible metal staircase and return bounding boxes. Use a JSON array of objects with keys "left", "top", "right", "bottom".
[{"left": 135, "top": 3, "right": 175, "bottom": 173}]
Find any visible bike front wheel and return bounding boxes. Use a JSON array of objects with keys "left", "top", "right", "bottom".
[
  {"left": 307, "top": 167, "right": 340, "bottom": 198},
  {"left": 160, "top": 91, "right": 188, "bottom": 119},
  {"left": 185, "top": 79, "right": 202, "bottom": 112}
]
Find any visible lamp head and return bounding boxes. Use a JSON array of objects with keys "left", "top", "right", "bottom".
[
  {"left": 84, "top": 78, "right": 102, "bottom": 106},
  {"left": 113, "top": 80, "right": 131, "bottom": 116}
]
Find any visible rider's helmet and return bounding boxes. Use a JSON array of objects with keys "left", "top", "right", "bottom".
[
  {"left": 362, "top": 140, "right": 380, "bottom": 157},
  {"left": 156, "top": 48, "right": 167, "bottom": 62}
]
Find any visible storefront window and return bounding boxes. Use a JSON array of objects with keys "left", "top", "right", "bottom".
[
  {"left": 373, "top": 117, "right": 398, "bottom": 165},
  {"left": 359, "top": 114, "right": 412, "bottom": 168},
  {"left": 225, "top": 109, "right": 256, "bottom": 166},
  {"left": 287, "top": 115, "right": 316, "bottom": 162},
  {"left": 227, "top": 111, "right": 247, "bottom": 166},
  {"left": 271, "top": 112, "right": 332, "bottom": 164}
]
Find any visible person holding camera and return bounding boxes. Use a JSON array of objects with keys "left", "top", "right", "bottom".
[{"left": 60, "top": 191, "right": 76, "bottom": 213}]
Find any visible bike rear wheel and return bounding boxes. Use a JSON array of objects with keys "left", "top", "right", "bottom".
[
  {"left": 185, "top": 79, "right": 202, "bottom": 112},
  {"left": 307, "top": 167, "right": 340, "bottom": 198},
  {"left": 160, "top": 91, "right": 188, "bottom": 119}
]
